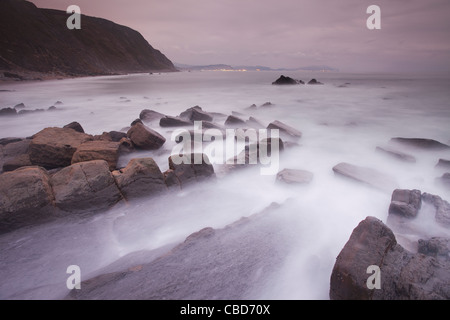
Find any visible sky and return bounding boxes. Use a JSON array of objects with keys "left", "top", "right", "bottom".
[{"left": 32, "top": 0, "right": 450, "bottom": 73}]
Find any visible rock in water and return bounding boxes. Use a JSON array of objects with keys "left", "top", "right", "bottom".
[
  {"left": 139, "top": 109, "right": 165, "bottom": 123},
  {"left": 168, "top": 153, "right": 215, "bottom": 187},
  {"left": 71, "top": 140, "right": 121, "bottom": 171},
  {"left": 375, "top": 146, "right": 416, "bottom": 163},
  {"left": 307, "top": 79, "right": 323, "bottom": 85},
  {"left": 179, "top": 106, "right": 213, "bottom": 122},
  {"left": 0, "top": 166, "right": 56, "bottom": 233},
  {"left": 50, "top": 160, "right": 123, "bottom": 213},
  {"left": 388, "top": 189, "right": 422, "bottom": 218},
  {"left": 267, "top": 120, "right": 302, "bottom": 139},
  {"left": 390, "top": 137, "right": 450, "bottom": 150},
  {"left": 159, "top": 116, "right": 193, "bottom": 127},
  {"left": 332, "top": 162, "right": 398, "bottom": 192},
  {"left": 422, "top": 193, "right": 450, "bottom": 228},
  {"left": 224, "top": 115, "right": 246, "bottom": 126},
  {"left": 126, "top": 123, "right": 166, "bottom": 150},
  {"left": 63, "top": 122, "right": 85, "bottom": 133},
  {"left": 272, "top": 75, "right": 303, "bottom": 85},
  {"left": 435, "top": 159, "right": 450, "bottom": 170},
  {"left": 330, "top": 216, "right": 450, "bottom": 300},
  {"left": 113, "top": 158, "right": 166, "bottom": 200},
  {"left": 276, "top": 169, "right": 313, "bottom": 185},
  {"left": 28, "top": 127, "right": 93, "bottom": 169},
  {"left": 0, "top": 107, "right": 17, "bottom": 116},
  {"left": 1, "top": 139, "right": 32, "bottom": 172}
]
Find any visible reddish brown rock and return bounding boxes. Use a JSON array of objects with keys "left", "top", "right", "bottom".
[
  {"left": 126, "top": 123, "right": 166, "bottom": 150},
  {"left": 71, "top": 140, "right": 121, "bottom": 171}
]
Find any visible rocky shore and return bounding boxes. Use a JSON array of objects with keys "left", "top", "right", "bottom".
[{"left": 1, "top": 76, "right": 450, "bottom": 300}]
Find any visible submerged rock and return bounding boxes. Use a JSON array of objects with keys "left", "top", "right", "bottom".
[
  {"left": 330, "top": 216, "right": 450, "bottom": 300},
  {"left": 224, "top": 115, "right": 246, "bottom": 126},
  {"left": 179, "top": 106, "right": 213, "bottom": 122},
  {"left": 113, "top": 158, "right": 166, "bottom": 200},
  {"left": 139, "top": 109, "right": 166, "bottom": 123},
  {"left": 50, "top": 160, "right": 123, "bottom": 213},
  {"left": 159, "top": 116, "right": 193, "bottom": 127},
  {"left": 168, "top": 153, "right": 215, "bottom": 188},
  {"left": 388, "top": 189, "right": 422, "bottom": 218},
  {"left": 307, "top": 79, "right": 323, "bottom": 85},
  {"left": 390, "top": 137, "right": 450, "bottom": 150},
  {"left": 0, "top": 107, "right": 17, "bottom": 116},
  {"left": 422, "top": 193, "right": 450, "bottom": 228},
  {"left": 267, "top": 120, "right": 302, "bottom": 139},
  {"left": 376, "top": 146, "right": 416, "bottom": 163},
  {"left": 276, "top": 168, "right": 313, "bottom": 185},
  {"left": 436, "top": 159, "right": 450, "bottom": 170},
  {"left": 332, "top": 162, "right": 398, "bottom": 192},
  {"left": 126, "top": 123, "right": 166, "bottom": 150}
]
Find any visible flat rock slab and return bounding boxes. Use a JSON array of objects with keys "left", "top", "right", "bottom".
[
  {"left": 139, "top": 109, "right": 166, "bottom": 123},
  {"left": 332, "top": 162, "right": 398, "bottom": 192},
  {"left": 330, "top": 216, "right": 450, "bottom": 300},
  {"left": 390, "top": 137, "right": 450, "bottom": 150},
  {"left": 376, "top": 146, "right": 416, "bottom": 163},
  {"left": 276, "top": 168, "right": 313, "bottom": 185}
]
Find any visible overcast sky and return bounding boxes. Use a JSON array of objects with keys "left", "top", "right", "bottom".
[{"left": 32, "top": 0, "right": 450, "bottom": 73}]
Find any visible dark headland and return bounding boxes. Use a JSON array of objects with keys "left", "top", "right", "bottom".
[{"left": 0, "top": 0, "right": 177, "bottom": 81}]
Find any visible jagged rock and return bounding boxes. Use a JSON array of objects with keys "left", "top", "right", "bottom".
[
  {"left": 436, "top": 159, "right": 450, "bottom": 170},
  {"left": 276, "top": 169, "right": 313, "bottom": 185},
  {"left": 168, "top": 153, "right": 215, "bottom": 187},
  {"left": 0, "top": 166, "right": 56, "bottom": 233},
  {"left": 71, "top": 140, "right": 121, "bottom": 171},
  {"left": 330, "top": 216, "right": 450, "bottom": 300},
  {"left": 260, "top": 102, "right": 274, "bottom": 107},
  {"left": 28, "top": 127, "right": 93, "bottom": 169},
  {"left": 1, "top": 139, "right": 32, "bottom": 172},
  {"left": 139, "top": 109, "right": 165, "bottom": 123},
  {"left": 126, "top": 123, "right": 166, "bottom": 150},
  {"left": 50, "top": 160, "right": 122, "bottom": 213},
  {"left": 376, "top": 146, "right": 416, "bottom": 163},
  {"left": 180, "top": 106, "right": 213, "bottom": 122},
  {"left": 0, "top": 107, "right": 17, "bottom": 116},
  {"left": 267, "top": 120, "right": 302, "bottom": 139},
  {"left": 224, "top": 115, "right": 246, "bottom": 127},
  {"left": 390, "top": 137, "right": 450, "bottom": 150},
  {"left": 332, "top": 162, "right": 398, "bottom": 192},
  {"left": 272, "top": 75, "right": 303, "bottom": 85},
  {"left": 388, "top": 189, "right": 422, "bottom": 218},
  {"left": 63, "top": 122, "right": 85, "bottom": 133},
  {"left": 18, "top": 109, "right": 45, "bottom": 115},
  {"left": 159, "top": 116, "right": 193, "bottom": 127},
  {"left": 112, "top": 158, "right": 166, "bottom": 200},
  {"left": 308, "top": 79, "right": 323, "bottom": 85}
]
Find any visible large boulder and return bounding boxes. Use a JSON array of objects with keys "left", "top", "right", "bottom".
[
  {"left": 71, "top": 140, "right": 121, "bottom": 171},
  {"left": 0, "top": 166, "right": 55, "bottom": 232},
  {"left": 1, "top": 139, "right": 32, "bottom": 172},
  {"left": 28, "top": 127, "right": 93, "bottom": 169},
  {"left": 330, "top": 216, "right": 450, "bottom": 300},
  {"left": 267, "top": 120, "right": 302, "bottom": 139},
  {"left": 332, "top": 162, "right": 398, "bottom": 192},
  {"left": 168, "top": 153, "right": 215, "bottom": 187},
  {"left": 388, "top": 189, "right": 422, "bottom": 218},
  {"left": 50, "top": 160, "right": 123, "bottom": 213},
  {"left": 126, "top": 123, "right": 166, "bottom": 150},
  {"left": 113, "top": 158, "right": 166, "bottom": 200}
]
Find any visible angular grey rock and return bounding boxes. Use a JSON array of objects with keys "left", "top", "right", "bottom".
[
  {"left": 276, "top": 169, "right": 313, "bottom": 185},
  {"left": 0, "top": 107, "right": 17, "bottom": 116},
  {"left": 168, "top": 153, "right": 215, "bottom": 187},
  {"left": 436, "top": 159, "right": 450, "bottom": 170},
  {"left": 126, "top": 123, "right": 166, "bottom": 150},
  {"left": 139, "top": 109, "right": 165, "bottom": 123},
  {"left": 332, "top": 162, "right": 398, "bottom": 192},
  {"left": 267, "top": 120, "right": 302, "bottom": 139},
  {"left": 0, "top": 137, "right": 23, "bottom": 146},
  {"left": 113, "top": 158, "right": 166, "bottom": 200},
  {"left": 224, "top": 115, "right": 246, "bottom": 126},
  {"left": 63, "top": 121, "right": 85, "bottom": 133},
  {"left": 436, "top": 173, "right": 450, "bottom": 189},
  {"left": 50, "top": 160, "right": 122, "bottom": 213},
  {"left": 159, "top": 116, "right": 193, "bottom": 127},
  {"left": 272, "top": 75, "right": 303, "bottom": 85},
  {"left": 422, "top": 193, "right": 450, "bottom": 228},
  {"left": 307, "top": 78, "right": 323, "bottom": 85},
  {"left": 330, "top": 216, "right": 450, "bottom": 300},
  {"left": 418, "top": 237, "right": 450, "bottom": 261},
  {"left": 180, "top": 106, "right": 213, "bottom": 122},
  {"left": 388, "top": 189, "right": 422, "bottom": 218}
]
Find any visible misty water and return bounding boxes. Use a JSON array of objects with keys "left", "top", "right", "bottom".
[{"left": 0, "top": 71, "right": 449, "bottom": 299}]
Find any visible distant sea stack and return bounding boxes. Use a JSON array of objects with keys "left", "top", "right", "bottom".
[{"left": 0, "top": 0, "right": 176, "bottom": 80}]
